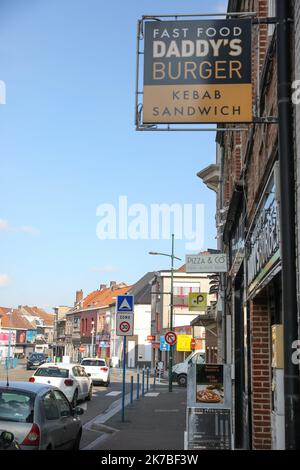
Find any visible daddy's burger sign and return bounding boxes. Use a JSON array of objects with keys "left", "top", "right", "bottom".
[{"left": 142, "top": 19, "right": 252, "bottom": 124}]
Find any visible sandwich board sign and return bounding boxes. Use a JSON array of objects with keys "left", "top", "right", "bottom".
[{"left": 117, "top": 295, "right": 134, "bottom": 313}]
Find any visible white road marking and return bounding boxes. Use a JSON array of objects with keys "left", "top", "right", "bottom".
[
  {"left": 154, "top": 409, "right": 179, "bottom": 412},
  {"left": 105, "top": 391, "right": 122, "bottom": 396},
  {"left": 144, "top": 392, "right": 160, "bottom": 397}
]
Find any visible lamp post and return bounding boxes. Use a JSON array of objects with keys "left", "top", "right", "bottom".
[
  {"left": 7, "top": 309, "right": 13, "bottom": 369},
  {"left": 91, "top": 321, "right": 95, "bottom": 357},
  {"left": 149, "top": 234, "right": 181, "bottom": 392}
]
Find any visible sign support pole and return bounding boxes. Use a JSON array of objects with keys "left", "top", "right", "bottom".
[
  {"left": 276, "top": 0, "right": 300, "bottom": 449},
  {"left": 169, "top": 234, "right": 174, "bottom": 393},
  {"left": 121, "top": 335, "right": 126, "bottom": 422}
]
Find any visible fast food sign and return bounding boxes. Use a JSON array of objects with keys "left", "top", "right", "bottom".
[{"left": 142, "top": 19, "right": 252, "bottom": 124}]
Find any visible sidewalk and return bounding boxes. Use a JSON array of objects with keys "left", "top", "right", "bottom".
[{"left": 84, "top": 384, "right": 187, "bottom": 451}]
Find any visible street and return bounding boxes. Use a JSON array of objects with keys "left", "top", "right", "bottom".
[{"left": 0, "top": 361, "right": 181, "bottom": 450}]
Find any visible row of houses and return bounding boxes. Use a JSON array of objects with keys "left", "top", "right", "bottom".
[
  {"left": 54, "top": 267, "right": 218, "bottom": 370},
  {"left": 0, "top": 306, "right": 55, "bottom": 360}
]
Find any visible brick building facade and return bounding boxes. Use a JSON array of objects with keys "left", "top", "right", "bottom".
[{"left": 217, "top": 0, "right": 288, "bottom": 449}]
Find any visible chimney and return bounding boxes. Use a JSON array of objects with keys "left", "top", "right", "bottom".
[
  {"left": 75, "top": 290, "right": 83, "bottom": 306},
  {"left": 110, "top": 281, "right": 117, "bottom": 289},
  {"left": 100, "top": 284, "right": 107, "bottom": 291}
]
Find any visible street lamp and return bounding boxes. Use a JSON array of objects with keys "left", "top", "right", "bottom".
[
  {"left": 91, "top": 321, "right": 95, "bottom": 357},
  {"left": 149, "top": 234, "right": 181, "bottom": 392},
  {"left": 7, "top": 309, "right": 13, "bottom": 369}
]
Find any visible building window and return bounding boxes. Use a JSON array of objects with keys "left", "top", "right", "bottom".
[
  {"left": 268, "top": 0, "right": 276, "bottom": 37},
  {"left": 81, "top": 319, "right": 84, "bottom": 335},
  {"left": 173, "top": 284, "right": 201, "bottom": 307}
]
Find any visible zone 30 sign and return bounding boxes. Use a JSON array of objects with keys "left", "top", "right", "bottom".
[{"left": 142, "top": 19, "right": 252, "bottom": 124}]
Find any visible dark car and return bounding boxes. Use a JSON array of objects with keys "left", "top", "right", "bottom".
[{"left": 26, "top": 353, "right": 47, "bottom": 370}]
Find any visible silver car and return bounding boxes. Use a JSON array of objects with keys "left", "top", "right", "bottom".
[{"left": 0, "top": 381, "right": 84, "bottom": 450}]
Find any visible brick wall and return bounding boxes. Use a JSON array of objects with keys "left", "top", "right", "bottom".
[{"left": 250, "top": 296, "right": 272, "bottom": 449}]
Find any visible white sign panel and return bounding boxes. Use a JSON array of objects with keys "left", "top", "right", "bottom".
[
  {"left": 186, "top": 254, "right": 228, "bottom": 273},
  {"left": 116, "top": 313, "right": 134, "bottom": 336}
]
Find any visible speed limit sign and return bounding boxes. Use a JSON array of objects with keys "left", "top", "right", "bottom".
[
  {"left": 116, "top": 313, "right": 134, "bottom": 336},
  {"left": 165, "top": 331, "right": 177, "bottom": 346}
]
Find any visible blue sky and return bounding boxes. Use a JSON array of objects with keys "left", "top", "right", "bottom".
[{"left": 0, "top": 0, "right": 228, "bottom": 309}]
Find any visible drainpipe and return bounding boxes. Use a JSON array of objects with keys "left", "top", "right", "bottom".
[{"left": 276, "top": 0, "right": 300, "bottom": 450}]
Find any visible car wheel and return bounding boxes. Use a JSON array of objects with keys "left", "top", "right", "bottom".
[
  {"left": 104, "top": 381, "right": 109, "bottom": 387},
  {"left": 72, "top": 430, "right": 82, "bottom": 450},
  {"left": 72, "top": 389, "right": 79, "bottom": 407},
  {"left": 177, "top": 374, "right": 187, "bottom": 387},
  {"left": 86, "top": 385, "right": 92, "bottom": 401}
]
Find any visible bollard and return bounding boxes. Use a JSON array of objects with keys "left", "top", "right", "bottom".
[
  {"left": 153, "top": 367, "right": 156, "bottom": 390},
  {"left": 146, "top": 367, "right": 149, "bottom": 392},
  {"left": 137, "top": 368, "right": 140, "bottom": 400},
  {"left": 142, "top": 368, "right": 145, "bottom": 396},
  {"left": 130, "top": 376, "right": 133, "bottom": 404}
]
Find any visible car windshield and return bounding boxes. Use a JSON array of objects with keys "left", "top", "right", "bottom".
[
  {"left": 35, "top": 367, "right": 69, "bottom": 378},
  {"left": 81, "top": 360, "right": 106, "bottom": 367},
  {"left": 0, "top": 389, "right": 35, "bottom": 423}
]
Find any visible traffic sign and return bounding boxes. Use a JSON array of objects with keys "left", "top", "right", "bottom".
[
  {"left": 116, "top": 313, "right": 134, "bottom": 336},
  {"left": 117, "top": 295, "right": 134, "bottom": 313},
  {"left": 160, "top": 335, "right": 170, "bottom": 351},
  {"left": 165, "top": 331, "right": 177, "bottom": 346},
  {"left": 188, "top": 293, "right": 208, "bottom": 311},
  {"left": 79, "top": 345, "right": 85, "bottom": 353},
  {"left": 147, "top": 335, "right": 155, "bottom": 342}
]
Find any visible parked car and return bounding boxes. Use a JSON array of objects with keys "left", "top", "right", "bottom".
[
  {"left": 0, "top": 430, "right": 21, "bottom": 450},
  {"left": 172, "top": 351, "right": 205, "bottom": 387},
  {"left": 80, "top": 358, "right": 110, "bottom": 386},
  {"left": 29, "top": 363, "right": 93, "bottom": 406},
  {"left": 0, "top": 381, "right": 84, "bottom": 450},
  {"left": 26, "top": 353, "right": 47, "bottom": 371}
]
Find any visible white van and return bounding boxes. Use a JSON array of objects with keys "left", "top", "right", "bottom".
[{"left": 172, "top": 350, "right": 205, "bottom": 387}]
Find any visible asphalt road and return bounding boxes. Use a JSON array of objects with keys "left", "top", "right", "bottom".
[{"left": 0, "top": 362, "right": 158, "bottom": 449}]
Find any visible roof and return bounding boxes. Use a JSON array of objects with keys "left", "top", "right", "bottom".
[
  {"left": 36, "top": 363, "right": 78, "bottom": 369},
  {"left": 0, "top": 381, "right": 57, "bottom": 394},
  {"left": 127, "top": 272, "right": 155, "bottom": 304},
  {"left": 79, "top": 284, "right": 133, "bottom": 311},
  {"left": 21, "top": 306, "right": 55, "bottom": 327},
  {"left": 0, "top": 306, "right": 54, "bottom": 330},
  {"left": 0, "top": 307, "right": 10, "bottom": 316},
  {"left": 0, "top": 309, "right": 36, "bottom": 330}
]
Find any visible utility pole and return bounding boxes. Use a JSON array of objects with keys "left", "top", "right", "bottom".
[
  {"left": 169, "top": 234, "right": 175, "bottom": 393},
  {"left": 7, "top": 309, "right": 13, "bottom": 368},
  {"left": 276, "top": 0, "right": 300, "bottom": 450},
  {"left": 149, "top": 234, "right": 181, "bottom": 393},
  {"left": 91, "top": 321, "right": 95, "bottom": 357}
]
